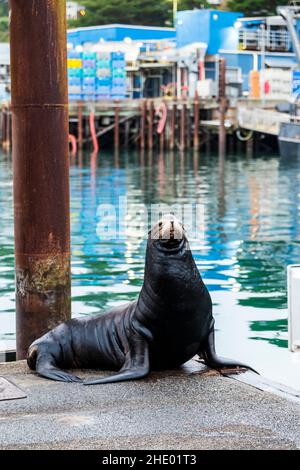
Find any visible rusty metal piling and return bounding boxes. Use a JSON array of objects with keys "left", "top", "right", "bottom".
[
  {"left": 114, "top": 101, "right": 120, "bottom": 151},
  {"left": 193, "top": 94, "right": 199, "bottom": 150},
  {"left": 140, "top": 99, "right": 146, "bottom": 150},
  {"left": 218, "top": 58, "right": 227, "bottom": 157},
  {"left": 10, "top": 0, "right": 71, "bottom": 359},
  {"left": 77, "top": 102, "right": 83, "bottom": 151},
  {"left": 148, "top": 100, "right": 154, "bottom": 151}
]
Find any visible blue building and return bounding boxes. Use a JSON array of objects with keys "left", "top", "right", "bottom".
[
  {"left": 68, "top": 24, "right": 176, "bottom": 47},
  {"left": 176, "top": 9, "right": 242, "bottom": 54},
  {"left": 176, "top": 9, "right": 299, "bottom": 95}
]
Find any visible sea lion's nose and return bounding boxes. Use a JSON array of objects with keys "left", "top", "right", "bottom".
[{"left": 160, "top": 217, "right": 183, "bottom": 240}]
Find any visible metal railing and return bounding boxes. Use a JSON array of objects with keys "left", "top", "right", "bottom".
[{"left": 239, "top": 29, "right": 292, "bottom": 52}]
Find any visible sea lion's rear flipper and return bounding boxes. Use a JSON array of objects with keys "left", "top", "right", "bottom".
[
  {"left": 199, "top": 328, "right": 259, "bottom": 374},
  {"left": 35, "top": 352, "right": 83, "bottom": 383},
  {"left": 84, "top": 334, "right": 149, "bottom": 385}
]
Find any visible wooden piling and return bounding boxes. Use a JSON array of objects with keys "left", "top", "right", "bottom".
[
  {"left": 114, "top": 101, "right": 120, "bottom": 152},
  {"left": 193, "top": 94, "right": 199, "bottom": 150},
  {"left": 148, "top": 100, "right": 154, "bottom": 151},
  {"left": 187, "top": 104, "right": 191, "bottom": 149},
  {"left": 169, "top": 102, "right": 176, "bottom": 151},
  {"left": 1, "top": 106, "right": 7, "bottom": 149},
  {"left": 140, "top": 99, "right": 146, "bottom": 150},
  {"left": 180, "top": 102, "right": 186, "bottom": 151},
  {"left": 77, "top": 101, "right": 83, "bottom": 151},
  {"left": 218, "top": 58, "right": 227, "bottom": 157},
  {"left": 6, "top": 105, "right": 11, "bottom": 150},
  {"left": 124, "top": 119, "right": 130, "bottom": 149}
]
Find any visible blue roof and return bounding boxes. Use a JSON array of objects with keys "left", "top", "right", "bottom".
[{"left": 67, "top": 24, "right": 176, "bottom": 45}]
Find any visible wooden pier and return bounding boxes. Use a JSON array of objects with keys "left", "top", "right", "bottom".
[
  {"left": 1, "top": 97, "right": 289, "bottom": 154},
  {"left": 68, "top": 97, "right": 221, "bottom": 152}
]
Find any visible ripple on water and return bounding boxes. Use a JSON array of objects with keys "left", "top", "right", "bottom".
[{"left": 0, "top": 151, "right": 299, "bottom": 375}]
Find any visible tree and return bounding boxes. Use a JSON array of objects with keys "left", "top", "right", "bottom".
[
  {"left": 69, "top": 0, "right": 212, "bottom": 28},
  {"left": 0, "top": 0, "right": 8, "bottom": 42},
  {"left": 69, "top": 0, "right": 171, "bottom": 27},
  {"left": 226, "top": 0, "right": 287, "bottom": 16},
  {"left": 0, "top": 0, "right": 8, "bottom": 17}
]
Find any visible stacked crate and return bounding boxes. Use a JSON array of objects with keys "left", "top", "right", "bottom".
[
  {"left": 82, "top": 52, "right": 97, "bottom": 101},
  {"left": 67, "top": 50, "right": 127, "bottom": 101},
  {"left": 68, "top": 51, "right": 82, "bottom": 101},
  {"left": 96, "top": 52, "right": 112, "bottom": 100},
  {"left": 111, "top": 52, "right": 126, "bottom": 99}
]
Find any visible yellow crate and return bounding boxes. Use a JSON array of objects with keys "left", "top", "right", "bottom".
[
  {"left": 67, "top": 58, "right": 75, "bottom": 68},
  {"left": 74, "top": 59, "right": 82, "bottom": 68}
]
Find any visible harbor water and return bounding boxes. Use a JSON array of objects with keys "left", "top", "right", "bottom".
[{"left": 1, "top": 150, "right": 300, "bottom": 389}]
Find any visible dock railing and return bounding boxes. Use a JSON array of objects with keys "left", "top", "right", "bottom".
[
  {"left": 239, "top": 28, "right": 291, "bottom": 52},
  {"left": 238, "top": 106, "right": 291, "bottom": 135}
]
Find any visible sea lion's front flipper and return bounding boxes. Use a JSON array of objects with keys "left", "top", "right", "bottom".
[
  {"left": 199, "top": 328, "right": 259, "bottom": 374},
  {"left": 84, "top": 334, "right": 149, "bottom": 385},
  {"left": 35, "top": 353, "right": 83, "bottom": 383}
]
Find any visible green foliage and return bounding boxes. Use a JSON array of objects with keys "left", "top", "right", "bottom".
[
  {"left": 226, "top": 0, "right": 286, "bottom": 16},
  {"left": 0, "top": 17, "right": 8, "bottom": 42},
  {"left": 0, "top": 0, "right": 8, "bottom": 41},
  {"left": 0, "top": 0, "right": 8, "bottom": 18},
  {"left": 69, "top": 0, "right": 211, "bottom": 28}
]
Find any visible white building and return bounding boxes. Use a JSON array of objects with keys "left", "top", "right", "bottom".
[{"left": 66, "top": 1, "right": 84, "bottom": 20}]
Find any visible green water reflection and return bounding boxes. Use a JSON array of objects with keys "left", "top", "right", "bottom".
[{"left": 1, "top": 150, "right": 298, "bottom": 357}]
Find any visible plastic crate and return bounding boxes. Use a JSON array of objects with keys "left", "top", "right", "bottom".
[
  {"left": 96, "top": 94, "right": 111, "bottom": 101},
  {"left": 96, "top": 60, "right": 111, "bottom": 68},
  {"left": 68, "top": 51, "right": 82, "bottom": 59},
  {"left": 82, "top": 52, "right": 96, "bottom": 60},
  {"left": 82, "top": 59, "right": 96, "bottom": 68},
  {"left": 82, "top": 85, "right": 97, "bottom": 93},
  {"left": 111, "top": 94, "right": 126, "bottom": 100},
  {"left": 96, "top": 52, "right": 111, "bottom": 60},
  {"left": 96, "top": 69, "right": 111, "bottom": 79},
  {"left": 68, "top": 77, "right": 82, "bottom": 86},
  {"left": 68, "top": 68, "right": 82, "bottom": 78},
  {"left": 82, "top": 68, "right": 96, "bottom": 77},
  {"left": 69, "top": 85, "right": 82, "bottom": 94},
  {"left": 111, "top": 52, "right": 125, "bottom": 60},
  {"left": 69, "top": 94, "right": 82, "bottom": 101},
  {"left": 97, "top": 85, "right": 111, "bottom": 94},
  {"left": 97, "top": 77, "right": 111, "bottom": 86},
  {"left": 111, "top": 85, "right": 127, "bottom": 95},
  {"left": 111, "top": 60, "right": 126, "bottom": 68},
  {"left": 82, "top": 94, "right": 96, "bottom": 101},
  {"left": 83, "top": 76, "right": 96, "bottom": 86}
]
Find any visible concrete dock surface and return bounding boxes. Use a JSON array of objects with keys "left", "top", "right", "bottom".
[{"left": 0, "top": 360, "right": 299, "bottom": 450}]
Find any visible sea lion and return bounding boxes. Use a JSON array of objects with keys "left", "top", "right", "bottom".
[{"left": 27, "top": 214, "right": 256, "bottom": 384}]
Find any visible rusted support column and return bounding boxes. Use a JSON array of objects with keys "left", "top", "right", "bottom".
[
  {"left": 140, "top": 99, "right": 146, "bottom": 150},
  {"left": 159, "top": 129, "right": 164, "bottom": 153},
  {"left": 218, "top": 58, "right": 227, "bottom": 157},
  {"left": 186, "top": 103, "right": 191, "bottom": 149},
  {"left": 6, "top": 104, "right": 11, "bottom": 150},
  {"left": 1, "top": 105, "right": 7, "bottom": 149},
  {"left": 193, "top": 93, "right": 199, "bottom": 150},
  {"left": 77, "top": 101, "right": 83, "bottom": 151},
  {"left": 180, "top": 101, "right": 186, "bottom": 151},
  {"left": 114, "top": 100, "right": 120, "bottom": 152},
  {"left": 169, "top": 102, "right": 176, "bottom": 151},
  {"left": 10, "top": 0, "right": 71, "bottom": 359},
  {"left": 148, "top": 100, "right": 154, "bottom": 151},
  {"left": 124, "top": 119, "right": 130, "bottom": 149}
]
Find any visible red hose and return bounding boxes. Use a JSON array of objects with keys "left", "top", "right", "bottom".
[
  {"left": 156, "top": 102, "right": 168, "bottom": 135},
  {"left": 68, "top": 134, "right": 77, "bottom": 156},
  {"left": 89, "top": 111, "right": 99, "bottom": 153}
]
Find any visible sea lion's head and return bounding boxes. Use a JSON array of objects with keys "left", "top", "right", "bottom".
[
  {"left": 148, "top": 214, "right": 187, "bottom": 254},
  {"left": 144, "top": 215, "right": 200, "bottom": 300}
]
